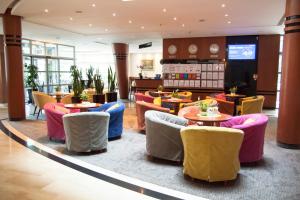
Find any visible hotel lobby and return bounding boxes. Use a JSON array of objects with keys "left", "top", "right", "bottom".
[{"left": 0, "top": 0, "right": 300, "bottom": 199}]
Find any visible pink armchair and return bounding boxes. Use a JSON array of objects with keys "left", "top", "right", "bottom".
[
  {"left": 135, "top": 93, "right": 154, "bottom": 103},
  {"left": 44, "top": 103, "right": 79, "bottom": 141},
  {"left": 220, "top": 114, "right": 268, "bottom": 163}
]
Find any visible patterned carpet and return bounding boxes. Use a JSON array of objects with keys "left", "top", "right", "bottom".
[{"left": 3, "top": 106, "right": 300, "bottom": 200}]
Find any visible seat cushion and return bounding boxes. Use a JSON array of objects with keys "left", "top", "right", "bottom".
[{"left": 243, "top": 118, "right": 256, "bottom": 125}]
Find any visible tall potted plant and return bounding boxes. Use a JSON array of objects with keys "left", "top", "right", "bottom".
[
  {"left": 25, "top": 64, "right": 39, "bottom": 104},
  {"left": 106, "top": 66, "right": 118, "bottom": 102},
  {"left": 86, "top": 66, "right": 94, "bottom": 89},
  {"left": 93, "top": 71, "right": 105, "bottom": 103},
  {"left": 70, "top": 65, "right": 84, "bottom": 103}
]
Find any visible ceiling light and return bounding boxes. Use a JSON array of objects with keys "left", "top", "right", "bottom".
[
  {"left": 105, "top": 28, "right": 109, "bottom": 32},
  {"left": 141, "top": 26, "right": 145, "bottom": 29},
  {"left": 69, "top": 17, "right": 73, "bottom": 21},
  {"left": 44, "top": 9, "right": 49, "bottom": 13},
  {"left": 221, "top": 4, "right": 226, "bottom": 8},
  {"left": 173, "top": 17, "right": 177, "bottom": 21},
  {"left": 227, "top": 21, "right": 231, "bottom": 24},
  {"left": 225, "top": 14, "right": 229, "bottom": 17},
  {"left": 89, "top": 24, "right": 92, "bottom": 27},
  {"left": 162, "top": 8, "right": 167, "bottom": 12},
  {"left": 128, "top": 20, "right": 132, "bottom": 24},
  {"left": 112, "top": 13, "right": 116, "bottom": 17},
  {"left": 92, "top": 3, "right": 96, "bottom": 7},
  {"left": 182, "top": 24, "right": 185, "bottom": 27},
  {"left": 198, "top": 19, "right": 205, "bottom": 22},
  {"left": 75, "top": 11, "right": 83, "bottom": 14}
]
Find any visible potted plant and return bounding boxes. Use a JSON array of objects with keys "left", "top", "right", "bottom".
[
  {"left": 229, "top": 86, "right": 237, "bottom": 95},
  {"left": 86, "top": 66, "right": 94, "bottom": 89},
  {"left": 80, "top": 91, "right": 89, "bottom": 103},
  {"left": 106, "top": 66, "right": 118, "bottom": 102},
  {"left": 70, "top": 65, "right": 84, "bottom": 103},
  {"left": 157, "top": 85, "right": 164, "bottom": 92},
  {"left": 25, "top": 64, "right": 39, "bottom": 104},
  {"left": 171, "top": 89, "right": 179, "bottom": 98},
  {"left": 93, "top": 71, "right": 105, "bottom": 103}
]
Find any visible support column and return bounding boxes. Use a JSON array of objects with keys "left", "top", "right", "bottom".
[
  {"left": 277, "top": 0, "right": 300, "bottom": 148},
  {"left": 113, "top": 43, "right": 129, "bottom": 99},
  {"left": 0, "top": 35, "right": 7, "bottom": 103},
  {"left": 2, "top": 11, "right": 25, "bottom": 120}
]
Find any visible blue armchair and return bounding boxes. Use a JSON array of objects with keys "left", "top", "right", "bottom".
[{"left": 89, "top": 101, "right": 125, "bottom": 140}]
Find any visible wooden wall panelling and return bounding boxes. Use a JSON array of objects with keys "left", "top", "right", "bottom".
[
  {"left": 163, "top": 38, "right": 184, "bottom": 59},
  {"left": 198, "top": 37, "right": 226, "bottom": 60},
  {"left": 257, "top": 35, "right": 280, "bottom": 108}
]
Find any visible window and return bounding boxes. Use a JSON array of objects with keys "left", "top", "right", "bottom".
[{"left": 276, "top": 35, "right": 284, "bottom": 109}]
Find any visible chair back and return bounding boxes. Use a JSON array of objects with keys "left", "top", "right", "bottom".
[
  {"left": 178, "top": 91, "right": 192, "bottom": 100},
  {"left": 134, "top": 93, "right": 154, "bottom": 103},
  {"left": 61, "top": 93, "right": 74, "bottom": 104},
  {"left": 241, "top": 95, "right": 265, "bottom": 115},
  {"left": 32, "top": 91, "right": 56, "bottom": 109},
  {"left": 180, "top": 126, "right": 244, "bottom": 182}
]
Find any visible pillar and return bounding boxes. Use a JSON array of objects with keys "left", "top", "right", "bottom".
[
  {"left": 113, "top": 43, "right": 129, "bottom": 99},
  {"left": 0, "top": 35, "right": 7, "bottom": 103},
  {"left": 2, "top": 11, "right": 26, "bottom": 120},
  {"left": 277, "top": 0, "right": 300, "bottom": 148}
]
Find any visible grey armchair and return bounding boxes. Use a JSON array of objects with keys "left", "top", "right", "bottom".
[
  {"left": 145, "top": 110, "right": 188, "bottom": 162},
  {"left": 63, "top": 112, "right": 110, "bottom": 153}
]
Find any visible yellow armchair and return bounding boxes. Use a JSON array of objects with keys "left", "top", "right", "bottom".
[
  {"left": 61, "top": 93, "right": 74, "bottom": 104},
  {"left": 180, "top": 126, "right": 244, "bottom": 182},
  {"left": 237, "top": 95, "right": 265, "bottom": 115},
  {"left": 178, "top": 91, "right": 192, "bottom": 100},
  {"left": 32, "top": 91, "right": 56, "bottom": 119}
]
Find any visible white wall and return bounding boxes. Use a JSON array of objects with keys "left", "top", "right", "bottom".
[{"left": 128, "top": 52, "right": 162, "bottom": 78}]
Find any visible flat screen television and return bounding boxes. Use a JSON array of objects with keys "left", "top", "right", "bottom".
[{"left": 228, "top": 44, "right": 256, "bottom": 60}]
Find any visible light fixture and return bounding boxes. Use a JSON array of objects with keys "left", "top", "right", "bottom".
[
  {"left": 128, "top": 20, "right": 132, "bottom": 24},
  {"left": 44, "top": 9, "right": 49, "bottom": 13},
  {"left": 173, "top": 17, "right": 177, "bottom": 21},
  {"left": 221, "top": 4, "right": 226, "bottom": 8},
  {"left": 112, "top": 13, "right": 116, "bottom": 17},
  {"left": 92, "top": 3, "right": 96, "bottom": 7},
  {"left": 227, "top": 21, "right": 231, "bottom": 24},
  {"left": 182, "top": 24, "right": 185, "bottom": 27},
  {"left": 141, "top": 26, "right": 145, "bottom": 29},
  {"left": 89, "top": 24, "right": 92, "bottom": 27},
  {"left": 69, "top": 17, "right": 73, "bottom": 21},
  {"left": 105, "top": 28, "right": 109, "bottom": 32},
  {"left": 162, "top": 8, "right": 167, "bottom": 12},
  {"left": 225, "top": 14, "right": 229, "bottom": 17}
]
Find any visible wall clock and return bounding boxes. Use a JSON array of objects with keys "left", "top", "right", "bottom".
[
  {"left": 168, "top": 44, "right": 177, "bottom": 55},
  {"left": 188, "top": 44, "right": 198, "bottom": 54},
  {"left": 209, "top": 43, "right": 220, "bottom": 54}
]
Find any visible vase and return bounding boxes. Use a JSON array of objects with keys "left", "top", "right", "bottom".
[{"left": 139, "top": 73, "right": 143, "bottom": 79}]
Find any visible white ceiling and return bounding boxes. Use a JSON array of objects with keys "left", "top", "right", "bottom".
[{"left": 0, "top": 0, "right": 285, "bottom": 53}]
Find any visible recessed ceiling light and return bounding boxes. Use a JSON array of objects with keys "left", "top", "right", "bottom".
[
  {"left": 173, "top": 17, "right": 177, "bottom": 21},
  {"left": 182, "top": 24, "right": 185, "bottom": 27},
  {"left": 221, "top": 4, "right": 226, "bottom": 8},
  {"left": 141, "top": 26, "right": 145, "bottom": 29},
  {"left": 198, "top": 19, "right": 205, "bottom": 22},
  {"left": 44, "top": 9, "right": 49, "bottom": 13},
  {"left": 92, "top": 3, "right": 96, "bottom": 7},
  {"left": 112, "top": 13, "right": 116, "bottom": 17},
  {"left": 225, "top": 14, "right": 229, "bottom": 17},
  {"left": 105, "top": 28, "right": 109, "bottom": 32},
  {"left": 227, "top": 21, "right": 231, "bottom": 24},
  {"left": 162, "top": 8, "right": 167, "bottom": 12},
  {"left": 128, "top": 20, "right": 132, "bottom": 24},
  {"left": 69, "top": 17, "right": 73, "bottom": 21},
  {"left": 89, "top": 24, "right": 92, "bottom": 27}
]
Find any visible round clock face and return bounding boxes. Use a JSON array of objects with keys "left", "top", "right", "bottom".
[
  {"left": 168, "top": 44, "right": 177, "bottom": 55},
  {"left": 188, "top": 44, "right": 198, "bottom": 54},
  {"left": 209, "top": 43, "right": 220, "bottom": 54}
]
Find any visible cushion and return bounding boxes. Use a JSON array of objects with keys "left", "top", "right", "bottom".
[
  {"left": 106, "top": 103, "right": 120, "bottom": 112},
  {"left": 55, "top": 105, "right": 70, "bottom": 114},
  {"left": 153, "top": 97, "right": 161, "bottom": 106},
  {"left": 243, "top": 118, "right": 256, "bottom": 125}
]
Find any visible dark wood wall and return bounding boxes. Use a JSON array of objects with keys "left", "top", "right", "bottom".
[
  {"left": 257, "top": 35, "right": 280, "bottom": 108},
  {"left": 0, "top": 35, "right": 7, "bottom": 103}
]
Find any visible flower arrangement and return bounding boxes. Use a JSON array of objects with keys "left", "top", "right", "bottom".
[
  {"left": 229, "top": 86, "right": 237, "bottom": 95},
  {"left": 199, "top": 99, "right": 219, "bottom": 116},
  {"left": 137, "top": 65, "right": 145, "bottom": 73}
]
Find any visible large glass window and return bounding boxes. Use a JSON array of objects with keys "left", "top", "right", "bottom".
[
  {"left": 22, "top": 39, "right": 75, "bottom": 95},
  {"left": 276, "top": 35, "right": 284, "bottom": 109}
]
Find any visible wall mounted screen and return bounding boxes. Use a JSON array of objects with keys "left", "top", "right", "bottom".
[{"left": 228, "top": 44, "right": 256, "bottom": 60}]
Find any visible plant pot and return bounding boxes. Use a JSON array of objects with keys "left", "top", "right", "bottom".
[
  {"left": 139, "top": 73, "right": 143, "bottom": 79},
  {"left": 93, "top": 94, "right": 105, "bottom": 104},
  {"left": 106, "top": 92, "right": 118, "bottom": 102},
  {"left": 71, "top": 96, "right": 82, "bottom": 103}
]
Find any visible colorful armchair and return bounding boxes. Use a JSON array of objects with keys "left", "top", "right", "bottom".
[
  {"left": 89, "top": 101, "right": 125, "bottom": 140},
  {"left": 237, "top": 95, "right": 265, "bottom": 115},
  {"left": 32, "top": 91, "right": 56, "bottom": 119},
  {"left": 178, "top": 91, "right": 193, "bottom": 100},
  {"left": 135, "top": 101, "right": 170, "bottom": 131},
  {"left": 44, "top": 103, "right": 79, "bottom": 141},
  {"left": 220, "top": 114, "right": 268, "bottom": 163},
  {"left": 206, "top": 96, "right": 235, "bottom": 115},
  {"left": 180, "top": 126, "right": 244, "bottom": 182},
  {"left": 135, "top": 93, "right": 154, "bottom": 103}
]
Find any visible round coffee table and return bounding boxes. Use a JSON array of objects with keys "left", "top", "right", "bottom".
[
  {"left": 183, "top": 112, "right": 232, "bottom": 126},
  {"left": 64, "top": 103, "right": 101, "bottom": 112}
]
